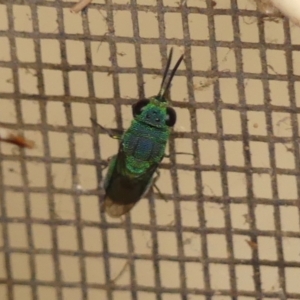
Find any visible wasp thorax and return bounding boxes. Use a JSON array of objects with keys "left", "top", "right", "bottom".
[{"left": 132, "top": 99, "right": 176, "bottom": 127}]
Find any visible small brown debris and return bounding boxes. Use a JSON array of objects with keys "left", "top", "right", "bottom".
[
  {"left": 70, "top": 0, "right": 92, "bottom": 13},
  {"left": 246, "top": 239, "right": 258, "bottom": 250},
  {"left": 7, "top": 134, "right": 35, "bottom": 148},
  {"left": 0, "top": 129, "right": 35, "bottom": 149}
]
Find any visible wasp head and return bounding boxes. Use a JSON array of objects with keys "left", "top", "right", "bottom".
[
  {"left": 131, "top": 48, "right": 183, "bottom": 129},
  {"left": 132, "top": 99, "right": 176, "bottom": 128}
]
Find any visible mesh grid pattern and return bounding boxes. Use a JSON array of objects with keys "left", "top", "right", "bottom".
[{"left": 1, "top": 0, "right": 300, "bottom": 299}]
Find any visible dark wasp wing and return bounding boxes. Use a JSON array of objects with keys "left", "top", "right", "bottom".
[{"left": 103, "top": 143, "right": 159, "bottom": 218}]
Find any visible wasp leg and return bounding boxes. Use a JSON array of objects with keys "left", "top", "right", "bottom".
[
  {"left": 152, "top": 170, "right": 168, "bottom": 202},
  {"left": 164, "top": 152, "right": 195, "bottom": 158},
  {"left": 98, "top": 156, "right": 113, "bottom": 211},
  {"left": 98, "top": 160, "right": 109, "bottom": 211},
  {"left": 99, "top": 155, "right": 115, "bottom": 182},
  {"left": 139, "top": 169, "right": 166, "bottom": 202},
  {"left": 99, "top": 160, "right": 109, "bottom": 171},
  {"left": 90, "top": 117, "right": 123, "bottom": 140}
]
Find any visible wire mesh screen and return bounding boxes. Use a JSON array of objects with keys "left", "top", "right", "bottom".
[{"left": 1, "top": 0, "right": 300, "bottom": 299}]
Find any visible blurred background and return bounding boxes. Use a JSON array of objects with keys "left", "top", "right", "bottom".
[{"left": 0, "top": 0, "right": 300, "bottom": 299}]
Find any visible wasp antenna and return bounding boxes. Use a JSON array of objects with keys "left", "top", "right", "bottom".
[
  {"left": 157, "top": 48, "right": 174, "bottom": 99},
  {"left": 162, "top": 53, "right": 184, "bottom": 99}
]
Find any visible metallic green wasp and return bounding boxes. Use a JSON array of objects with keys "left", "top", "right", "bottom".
[{"left": 95, "top": 48, "right": 184, "bottom": 218}]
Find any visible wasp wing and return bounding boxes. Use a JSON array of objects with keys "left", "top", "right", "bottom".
[{"left": 103, "top": 144, "right": 159, "bottom": 218}]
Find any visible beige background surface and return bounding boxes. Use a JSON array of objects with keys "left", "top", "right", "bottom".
[{"left": 0, "top": 0, "right": 300, "bottom": 299}]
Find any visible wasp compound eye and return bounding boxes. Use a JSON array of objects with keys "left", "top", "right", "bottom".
[
  {"left": 165, "top": 107, "right": 177, "bottom": 127},
  {"left": 132, "top": 99, "right": 150, "bottom": 117}
]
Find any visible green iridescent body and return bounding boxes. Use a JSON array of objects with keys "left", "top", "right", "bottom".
[
  {"left": 123, "top": 101, "right": 171, "bottom": 174},
  {"left": 103, "top": 49, "right": 183, "bottom": 217}
]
